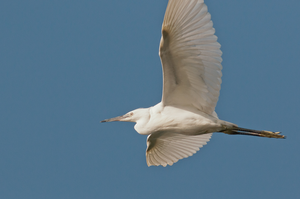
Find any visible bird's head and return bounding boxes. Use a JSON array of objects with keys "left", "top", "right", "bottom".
[{"left": 101, "top": 108, "right": 150, "bottom": 123}]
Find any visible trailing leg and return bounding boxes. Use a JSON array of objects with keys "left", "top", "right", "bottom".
[{"left": 221, "top": 127, "right": 285, "bottom": 139}]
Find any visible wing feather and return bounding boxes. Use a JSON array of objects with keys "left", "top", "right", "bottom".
[
  {"left": 160, "top": 0, "right": 222, "bottom": 115},
  {"left": 146, "top": 132, "right": 212, "bottom": 167}
]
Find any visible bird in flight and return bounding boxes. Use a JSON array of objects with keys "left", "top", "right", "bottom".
[{"left": 101, "top": 0, "right": 285, "bottom": 167}]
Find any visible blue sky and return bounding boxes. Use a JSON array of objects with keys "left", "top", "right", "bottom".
[{"left": 1, "top": 0, "right": 300, "bottom": 198}]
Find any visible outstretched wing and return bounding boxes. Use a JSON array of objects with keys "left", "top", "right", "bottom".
[
  {"left": 146, "top": 132, "right": 212, "bottom": 167},
  {"left": 159, "top": 0, "right": 222, "bottom": 115}
]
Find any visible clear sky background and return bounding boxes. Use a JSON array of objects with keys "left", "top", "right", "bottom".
[{"left": 1, "top": 0, "right": 300, "bottom": 198}]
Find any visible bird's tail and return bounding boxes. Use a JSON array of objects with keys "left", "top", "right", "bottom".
[{"left": 222, "top": 127, "right": 285, "bottom": 139}]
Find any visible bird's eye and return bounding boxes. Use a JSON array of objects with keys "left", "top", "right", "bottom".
[{"left": 130, "top": 112, "right": 133, "bottom": 116}]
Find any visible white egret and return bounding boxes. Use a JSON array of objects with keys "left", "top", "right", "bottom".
[{"left": 101, "top": 0, "right": 284, "bottom": 167}]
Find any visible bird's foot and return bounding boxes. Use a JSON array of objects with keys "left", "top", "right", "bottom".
[{"left": 259, "top": 130, "right": 285, "bottom": 139}]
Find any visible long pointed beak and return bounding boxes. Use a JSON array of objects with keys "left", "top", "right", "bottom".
[{"left": 100, "top": 115, "right": 126, "bottom": 123}]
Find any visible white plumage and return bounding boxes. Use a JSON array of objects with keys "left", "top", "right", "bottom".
[
  {"left": 146, "top": 132, "right": 212, "bottom": 167},
  {"left": 160, "top": 0, "right": 222, "bottom": 115},
  {"left": 101, "top": 0, "right": 284, "bottom": 167}
]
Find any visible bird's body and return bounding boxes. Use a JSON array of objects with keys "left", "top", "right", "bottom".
[
  {"left": 133, "top": 102, "right": 234, "bottom": 136},
  {"left": 102, "top": 0, "right": 284, "bottom": 167}
]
